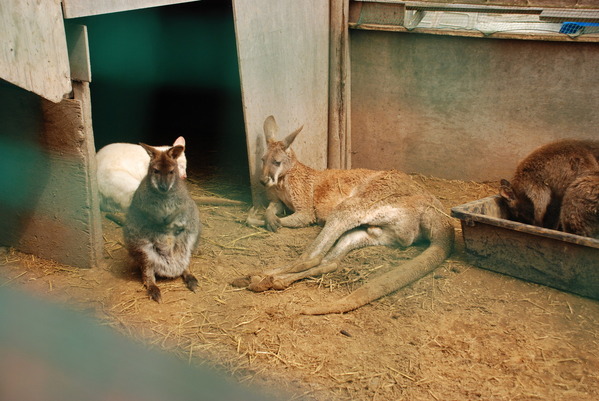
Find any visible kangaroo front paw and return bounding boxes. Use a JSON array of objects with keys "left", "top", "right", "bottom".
[
  {"left": 230, "top": 275, "right": 251, "bottom": 288},
  {"left": 247, "top": 275, "right": 275, "bottom": 292},
  {"left": 147, "top": 284, "right": 162, "bottom": 303}
]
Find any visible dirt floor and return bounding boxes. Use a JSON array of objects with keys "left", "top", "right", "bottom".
[{"left": 1, "top": 173, "right": 598, "bottom": 401}]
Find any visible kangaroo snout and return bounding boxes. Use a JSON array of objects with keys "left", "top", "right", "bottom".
[
  {"left": 260, "top": 175, "right": 270, "bottom": 186},
  {"left": 260, "top": 174, "right": 276, "bottom": 187},
  {"left": 154, "top": 175, "right": 175, "bottom": 193}
]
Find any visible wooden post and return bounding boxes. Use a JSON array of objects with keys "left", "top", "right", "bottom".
[
  {"left": 21, "top": 82, "right": 102, "bottom": 268},
  {"left": 0, "top": 20, "right": 102, "bottom": 268},
  {"left": 328, "top": 0, "right": 351, "bottom": 169},
  {"left": 0, "top": 81, "right": 102, "bottom": 268}
]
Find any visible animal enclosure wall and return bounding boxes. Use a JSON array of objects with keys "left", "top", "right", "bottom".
[{"left": 349, "top": 31, "right": 599, "bottom": 182}]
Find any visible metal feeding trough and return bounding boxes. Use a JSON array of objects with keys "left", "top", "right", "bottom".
[{"left": 451, "top": 196, "right": 599, "bottom": 300}]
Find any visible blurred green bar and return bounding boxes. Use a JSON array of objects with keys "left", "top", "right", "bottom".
[{"left": 0, "top": 287, "right": 278, "bottom": 401}]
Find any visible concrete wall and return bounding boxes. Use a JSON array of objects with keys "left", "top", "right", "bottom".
[{"left": 350, "top": 31, "right": 599, "bottom": 182}]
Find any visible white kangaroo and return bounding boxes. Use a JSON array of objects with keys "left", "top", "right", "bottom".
[
  {"left": 97, "top": 137, "right": 243, "bottom": 225},
  {"left": 233, "top": 116, "right": 455, "bottom": 315},
  {"left": 96, "top": 137, "right": 188, "bottom": 213}
]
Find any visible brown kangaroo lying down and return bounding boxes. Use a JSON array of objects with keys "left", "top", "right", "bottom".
[
  {"left": 233, "top": 116, "right": 455, "bottom": 315},
  {"left": 499, "top": 139, "right": 599, "bottom": 229}
]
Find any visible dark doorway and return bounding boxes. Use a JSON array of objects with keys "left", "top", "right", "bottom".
[{"left": 75, "top": 0, "right": 250, "bottom": 201}]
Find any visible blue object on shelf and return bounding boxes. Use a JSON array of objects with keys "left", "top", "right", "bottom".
[{"left": 560, "top": 21, "right": 599, "bottom": 35}]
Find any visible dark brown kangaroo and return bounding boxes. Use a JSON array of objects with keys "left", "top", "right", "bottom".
[
  {"left": 499, "top": 139, "right": 599, "bottom": 228},
  {"left": 559, "top": 171, "right": 599, "bottom": 238}
]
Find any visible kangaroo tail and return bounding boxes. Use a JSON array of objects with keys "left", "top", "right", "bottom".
[
  {"left": 301, "top": 224, "right": 454, "bottom": 315},
  {"left": 194, "top": 196, "right": 245, "bottom": 206}
]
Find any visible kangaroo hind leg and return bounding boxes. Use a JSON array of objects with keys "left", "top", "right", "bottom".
[
  {"left": 265, "top": 204, "right": 409, "bottom": 290},
  {"left": 266, "top": 225, "right": 396, "bottom": 290},
  {"left": 246, "top": 213, "right": 360, "bottom": 288}
]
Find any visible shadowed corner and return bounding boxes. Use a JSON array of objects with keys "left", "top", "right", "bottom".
[
  {"left": 0, "top": 137, "right": 48, "bottom": 200},
  {"left": 0, "top": 83, "right": 51, "bottom": 248},
  {"left": 0, "top": 286, "right": 280, "bottom": 401}
]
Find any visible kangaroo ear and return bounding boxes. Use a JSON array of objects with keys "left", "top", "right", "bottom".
[
  {"left": 283, "top": 125, "right": 303, "bottom": 149},
  {"left": 140, "top": 143, "right": 159, "bottom": 159},
  {"left": 499, "top": 179, "right": 515, "bottom": 201},
  {"left": 263, "top": 115, "right": 278, "bottom": 144},
  {"left": 173, "top": 136, "right": 186, "bottom": 148},
  {"left": 168, "top": 145, "right": 185, "bottom": 160}
]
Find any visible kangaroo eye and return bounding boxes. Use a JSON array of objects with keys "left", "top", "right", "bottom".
[
  {"left": 273, "top": 161, "right": 281, "bottom": 167},
  {"left": 169, "top": 171, "right": 174, "bottom": 175},
  {"left": 153, "top": 169, "right": 160, "bottom": 174}
]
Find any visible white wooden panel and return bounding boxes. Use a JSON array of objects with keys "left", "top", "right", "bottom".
[
  {"left": 0, "top": 0, "right": 71, "bottom": 103},
  {"left": 62, "top": 0, "right": 199, "bottom": 18},
  {"left": 233, "top": 0, "right": 330, "bottom": 205}
]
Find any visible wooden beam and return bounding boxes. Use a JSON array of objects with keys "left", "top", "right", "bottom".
[
  {"left": 540, "top": 9, "right": 599, "bottom": 22},
  {"left": 0, "top": 0, "right": 71, "bottom": 103},
  {"left": 349, "top": 22, "right": 599, "bottom": 42},
  {"left": 353, "top": 0, "right": 599, "bottom": 9},
  {"left": 61, "top": 0, "right": 200, "bottom": 18},
  {"left": 350, "top": 1, "right": 406, "bottom": 26},
  {"left": 404, "top": 1, "right": 543, "bottom": 14}
]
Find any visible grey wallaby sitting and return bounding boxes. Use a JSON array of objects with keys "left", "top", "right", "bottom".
[{"left": 124, "top": 143, "right": 201, "bottom": 302}]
